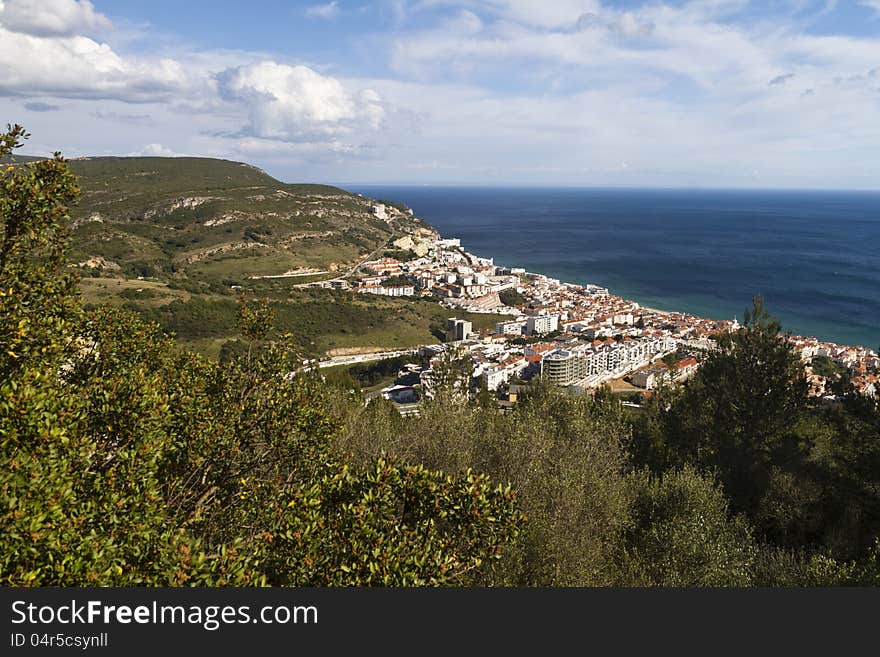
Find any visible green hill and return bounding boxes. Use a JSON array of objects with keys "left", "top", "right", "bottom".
[
  {"left": 59, "top": 156, "right": 429, "bottom": 287},
  {"left": 12, "top": 154, "right": 471, "bottom": 359},
  {"left": 0, "top": 153, "right": 44, "bottom": 164}
]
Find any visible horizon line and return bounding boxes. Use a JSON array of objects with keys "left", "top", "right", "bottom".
[
  {"left": 10, "top": 153, "right": 878, "bottom": 194},
  {"left": 337, "top": 182, "right": 880, "bottom": 194}
]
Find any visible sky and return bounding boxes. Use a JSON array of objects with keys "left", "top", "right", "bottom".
[{"left": 1, "top": 0, "right": 879, "bottom": 188}]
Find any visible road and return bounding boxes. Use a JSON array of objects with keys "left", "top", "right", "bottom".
[
  {"left": 316, "top": 347, "right": 422, "bottom": 369},
  {"left": 293, "top": 243, "right": 390, "bottom": 288}
]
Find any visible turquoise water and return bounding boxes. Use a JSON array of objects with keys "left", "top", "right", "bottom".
[{"left": 350, "top": 186, "right": 880, "bottom": 348}]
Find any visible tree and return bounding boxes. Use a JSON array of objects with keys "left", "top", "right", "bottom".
[
  {"left": 253, "top": 459, "right": 523, "bottom": 585},
  {"left": 337, "top": 378, "right": 637, "bottom": 585},
  {"left": 423, "top": 345, "right": 473, "bottom": 403},
  {"left": 619, "top": 466, "right": 756, "bottom": 586},
  {"left": 0, "top": 126, "right": 525, "bottom": 586},
  {"left": 806, "top": 394, "right": 880, "bottom": 559},
  {"left": 0, "top": 124, "right": 81, "bottom": 382},
  {"left": 659, "top": 296, "right": 810, "bottom": 516},
  {"left": 499, "top": 288, "right": 528, "bottom": 307},
  {"left": 476, "top": 377, "right": 497, "bottom": 409}
]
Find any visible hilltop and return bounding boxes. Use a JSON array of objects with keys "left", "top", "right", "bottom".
[{"left": 53, "top": 156, "right": 435, "bottom": 287}]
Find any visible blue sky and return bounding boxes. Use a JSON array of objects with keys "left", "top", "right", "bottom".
[{"left": 1, "top": 0, "right": 879, "bottom": 188}]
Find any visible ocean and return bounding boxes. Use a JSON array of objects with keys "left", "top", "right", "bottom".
[{"left": 348, "top": 186, "right": 880, "bottom": 349}]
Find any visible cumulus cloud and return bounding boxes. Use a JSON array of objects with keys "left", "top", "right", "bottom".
[
  {"left": 0, "top": 26, "right": 196, "bottom": 102},
  {"left": 215, "top": 61, "right": 385, "bottom": 142},
  {"left": 0, "top": 0, "right": 111, "bottom": 37},
  {"left": 305, "top": 2, "right": 340, "bottom": 20}
]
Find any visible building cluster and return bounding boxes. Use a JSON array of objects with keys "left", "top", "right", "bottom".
[
  {"left": 417, "top": 340, "right": 537, "bottom": 399},
  {"left": 629, "top": 357, "right": 699, "bottom": 390},
  {"left": 353, "top": 240, "right": 518, "bottom": 306},
  {"left": 357, "top": 283, "right": 415, "bottom": 297},
  {"left": 351, "top": 236, "right": 877, "bottom": 403},
  {"left": 790, "top": 336, "right": 879, "bottom": 399},
  {"left": 355, "top": 258, "right": 415, "bottom": 296},
  {"left": 542, "top": 336, "right": 677, "bottom": 387}
]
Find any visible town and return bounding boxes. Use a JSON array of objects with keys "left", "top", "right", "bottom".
[{"left": 308, "top": 215, "right": 879, "bottom": 414}]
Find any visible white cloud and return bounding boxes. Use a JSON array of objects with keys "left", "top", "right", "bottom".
[
  {"left": 216, "top": 61, "right": 385, "bottom": 142},
  {"left": 305, "top": 1, "right": 340, "bottom": 20},
  {"left": 6, "top": 0, "right": 880, "bottom": 188},
  {"left": 128, "top": 143, "right": 188, "bottom": 157},
  {"left": 437, "top": 0, "right": 602, "bottom": 30},
  {"left": 0, "top": 0, "right": 111, "bottom": 37},
  {"left": 576, "top": 10, "right": 653, "bottom": 37},
  {"left": 24, "top": 101, "right": 61, "bottom": 112},
  {"left": 346, "top": 73, "right": 879, "bottom": 187},
  {"left": 0, "top": 26, "right": 195, "bottom": 101}
]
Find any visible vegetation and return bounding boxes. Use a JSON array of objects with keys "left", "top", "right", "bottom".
[
  {"left": 3, "top": 127, "right": 879, "bottom": 587},
  {"left": 380, "top": 275, "right": 415, "bottom": 288},
  {"left": 811, "top": 355, "right": 846, "bottom": 379},
  {"left": 0, "top": 128, "right": 521, "bottom": 586},
  {"left": 61, "top": 155, "right": 407, "bottom": 284},
  {"left": 630, "top": 296, "right": 880, "bottom": 571},
  {"left": 117, "top": 290, "right": 505, "bottom": 359},
  {"left": 499, "top": 288, "right": 529, "bottom": 307},
  {"left": 322, "top": 356, "right": 422, "bottom": 391},
  {"left": 8, "top": 150, "right": 510, "bottom": 360},
  {"left": 10, "top": 148, "right": 440, "bottom": 337}
]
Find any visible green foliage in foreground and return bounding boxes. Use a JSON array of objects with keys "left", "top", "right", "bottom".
[
  {"left": 3, "top": 127, "right": 879, "bottom": 587},
  {"left": 2, "top": 304, "right": 524, "bottom": 586},
  {"left": 1, "top": 128, "right": 522, "bottom": 586},
  {"left": 631, "top": 295, "right": 880, "bottom": 568}
]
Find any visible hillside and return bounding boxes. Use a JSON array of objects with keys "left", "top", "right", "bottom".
[
  {"left": 57, "top": 156, "right": 434, "bottom": 288},
  {"left": 7, "top": 154, "right": 491, "bottom": 359},
  {"left": 0, "top": 153, "right": 44, "bottom": 164}
]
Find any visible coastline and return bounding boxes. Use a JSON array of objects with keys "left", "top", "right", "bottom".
[
  {"left": 414, "top": 224, "right": 877, "bottom": 373},
  {"left": 638, "top": 305, "right": 671, "bottom": 316},
  {"left": 354, "top": 185, "right": 879, "bottom": 351}
]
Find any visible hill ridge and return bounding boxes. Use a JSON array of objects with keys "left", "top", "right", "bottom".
[{"left": 55, "top": 155, "right": 434, "bottom": 287}]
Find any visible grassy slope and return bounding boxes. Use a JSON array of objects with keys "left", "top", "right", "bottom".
[
  {"left": 63, "top": 156, "right": 409, "bottom": 286},
  {"left": 60, "top": 156, "right": 503, "bottom": 358},
  {"left": 127, "top": 288, "right": 506, "bottom": 359}
]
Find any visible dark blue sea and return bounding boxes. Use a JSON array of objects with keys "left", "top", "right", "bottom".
[{"left": 348, "top": 186, "right": 880, "bottom": 349}]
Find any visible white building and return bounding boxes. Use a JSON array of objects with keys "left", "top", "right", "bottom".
[
  {"left": 541, "top": 336, "right": 675, "bottom": 388},
  {"left": 447, "top": 317, "right": 473, "bottom": 341},
  {"left": 631, "top": 367, "right": 667, "bottom": 390},
  {"left": 496, "top": 320, "right": 526, "bottom": 336},
  {"left": 526, "top": 314, "right": 559, "bottom": 335},
  {"left": 482, "top": 365, "right": 509, "bottom": 391},
  {"left": 357, "top": 285, "right": 415, "bottom": 297},
  {"left": 542, "top": 349, "right": 587, "bottom": 386}
]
